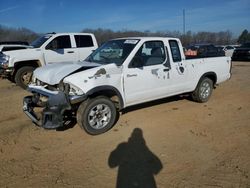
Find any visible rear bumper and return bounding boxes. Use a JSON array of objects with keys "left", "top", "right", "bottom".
[{"left": 23, "top": 85, "right": 86, "bottom": 129}]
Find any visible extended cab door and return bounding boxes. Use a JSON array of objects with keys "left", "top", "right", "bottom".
[
  {"left": 167, "top": 40, "right": 190, "bottom": 92},
  {"left": 44, "top": 35, "right": 78, "bottom": 64},
  {"left": 123, "top": 40, "right": 173, "bottom": 106},
  {"left": 74, "top": 34, "right": 97, "bottom": 60}
]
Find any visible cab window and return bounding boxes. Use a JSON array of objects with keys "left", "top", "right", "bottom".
[
  {"left": 46, "top": 35, "right": 71, "bottom": 49},
  {"left": 169, "top": 40, "right": 181, "bottom": 62},
  {"left": 130, "top": 41, "right": 166, "bottom": 68},
  {"left": 74, "top": 35, "right": 94, "bottom": 47}
]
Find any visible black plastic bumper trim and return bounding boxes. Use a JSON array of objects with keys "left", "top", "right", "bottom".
[{"left": 23, "top": 91, "right": 72, "bottom": 129}]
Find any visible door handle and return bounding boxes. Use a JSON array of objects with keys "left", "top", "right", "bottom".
[
  {"left": 179, "top": 67, "right": 185, "bottom": 73},
  {"left": 67, "top": 51, "right": 75, "bottom": 53},
  {"left": 127, "top": 74, "right": 137, "bottom": 77},
  {"left": 163, "top": 68, "right": 170, "bottom": 72}
]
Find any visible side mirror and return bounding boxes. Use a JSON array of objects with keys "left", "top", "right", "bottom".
[{"left": 130, "top": 56, "right": 144, "bottom": 68}]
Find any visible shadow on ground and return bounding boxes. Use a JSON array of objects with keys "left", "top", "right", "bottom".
[
  {"left": 122, "top": 95, "right": 189, "bottom": 114},
  {"left": 108, "top": 128, "right": 163, "bottom": 188}
]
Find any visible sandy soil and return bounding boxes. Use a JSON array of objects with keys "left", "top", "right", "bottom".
[{"left": 0, "top": 61, "right": 249, "bottom": 188}]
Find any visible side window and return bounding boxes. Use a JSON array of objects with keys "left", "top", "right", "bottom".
[
  {"left": 46, "top": 35, "right": 71, "bottom": 49},
  {"left": 130, "top": 41, "right": 166, "bottom": 68},
  {"left": 74, "top": 35, "right": 94, "bottom": 47},
  {"left": 169, "top": 40, "right": 181, "bottom": 62}
]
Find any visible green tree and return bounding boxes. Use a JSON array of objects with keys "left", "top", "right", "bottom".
[
  {"left": 0, "top": 25, "right": 38, "bottom": 43},
  {"left": 238, "top": 29, "right": 250, "bottom": 44}
]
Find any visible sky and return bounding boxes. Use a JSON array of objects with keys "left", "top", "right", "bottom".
[{"left": 0, "top": 0, "right": 249, "bottom": 36}]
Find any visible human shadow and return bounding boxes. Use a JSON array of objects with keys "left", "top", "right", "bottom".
[{"left": 108, "top": 128, "right": 163, "bottom": 188}]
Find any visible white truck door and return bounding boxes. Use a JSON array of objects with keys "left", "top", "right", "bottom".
[
  {"left": 74, "top": 35, "right": 97, "bottom": 61},
  {"left": 124, "top": 40, "right": 173, "bottom": 106},
  {"left": 44, "top": 35, "right": 78, "bottom": 64},
  {"left": 167, "top": 40, "right": 190, "bottom": 92}
]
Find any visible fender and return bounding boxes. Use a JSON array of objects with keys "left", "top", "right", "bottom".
[
  {"left": 86, "top": 85, "right": 124, "bottom": 110},
  {"left": 14, "top": 60, "right": 41, "bottom": 69},
  {"left": 196, "top": 72, "right": 217, "bottom": 88}
]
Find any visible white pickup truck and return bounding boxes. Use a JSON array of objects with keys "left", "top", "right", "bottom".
[
  {"left": 0, "top": 33, "right": 98, "bottom": 88},
  {"left": 23, "top": 37, "right": 231, "bottom": 135}
]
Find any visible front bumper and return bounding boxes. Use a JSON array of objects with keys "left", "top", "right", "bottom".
[
  {"left": 0, "top": 67, "right": 13, "bottom": 78},
  {"left": 23, "top": 85, "right": 86, "bottom": 129},
  {"left": 0, "top": 53, "right": 12, "bottom": 78}
]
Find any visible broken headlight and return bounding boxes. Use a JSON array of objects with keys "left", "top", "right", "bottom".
[
  {"left": 60, "top": 81, "right": 84, "bottom": 96},
  {"left": 68, "top": 83, "right": 84, "bottom": 96}
]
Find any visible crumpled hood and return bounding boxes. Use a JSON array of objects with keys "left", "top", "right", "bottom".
[{"left": 33, "top": 61, "right": 101, "bottom": 85}]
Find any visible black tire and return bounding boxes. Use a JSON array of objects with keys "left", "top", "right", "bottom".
[
  {"left": 14, "top": 66, "right": 35, "bottom": 89},
  {"left": 77, "top": 96, "right": 118, "bottom": 135},
  {"left": 192, "top": 77, "right": 213, "bottom": 103}
]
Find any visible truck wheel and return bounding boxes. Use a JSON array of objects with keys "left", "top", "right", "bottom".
[
  {"left": 15, "top": 66, "right": 35, "bottom": 89},
  {"left": 192, "top": 77, "right": 213, "bottom": 103},
  {"left": 77, "top": 96, "right": 118, "bottom": 135}
]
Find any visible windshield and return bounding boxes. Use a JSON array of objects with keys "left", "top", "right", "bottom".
[
  {"left": 30, "top": 34, "right": 53, "bottom": 48},
  {"left": 86, "top": 39, "right": 139, "bottom": 65}
]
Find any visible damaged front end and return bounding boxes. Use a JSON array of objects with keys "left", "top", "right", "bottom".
[{"left": 23, "top": 85, "right": 86, "bottom": 129}]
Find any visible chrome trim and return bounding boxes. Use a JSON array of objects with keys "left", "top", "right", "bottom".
[
  {"left": 23, "top": 96, "right": 42, "bottom": 126},
  {"left": 69, "top": 95, "right": 87, "bottom": 104},
  {"left": 28, "top": 85, "right": 59, "bottom": 97}
]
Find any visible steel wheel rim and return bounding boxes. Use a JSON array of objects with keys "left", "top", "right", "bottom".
[
  {"left": 200, "top": 81, "right": 211, "bottom": 99},
  {"left": 22, "top": 72, "right": 32, "bottom": 85},
  {"left": 88, "top": 104, "right": 111, "bottom": 129}
]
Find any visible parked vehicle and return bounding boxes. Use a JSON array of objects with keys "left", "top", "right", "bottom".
[
  {"left": 232, "top": 42, "right": 250, "bottom": 61},
  {"left": 217, "top": 45, "right": 236, "bottom": 57},
  {"left": 0, "top": 33, "right": 98, "bottom": 88},
  {"left": 0, "top": 41, "right": 31, "bottom": 52},
  {"left": 23, "top": 37, "right": 231, "bottom": 135},
  {"left": 0, "top": 41, "right": 29, "bottom": 45},
  {"left": 0, "top": 44, "right": 31, "bottom": 52},
  {"left": 185, "top": 44, "right": 225, "bottom": 59}
]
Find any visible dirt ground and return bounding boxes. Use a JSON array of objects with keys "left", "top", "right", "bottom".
[{"left": 0, "top": 61, "right": 249, "bottom": 188}]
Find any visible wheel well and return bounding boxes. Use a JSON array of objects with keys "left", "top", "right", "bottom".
[
  {"left": 13, "top": 60, "right": 41, "bottom": 75},
  {"left": 201, "top": 72, "right": 217, "bottom": 85},
  {"left": 87, "top": 87, "right": 124, "bottom": 110}
]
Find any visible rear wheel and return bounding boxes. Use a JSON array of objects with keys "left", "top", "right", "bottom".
[
  {"left": 15, "top": 66, "right": 35, "bottom": 89},
  {"left": 77, "top": 96, "right": 118, "bottom": 135},
  {"left": 192, "top": 77, "right": 213, "bottom": 103}
]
